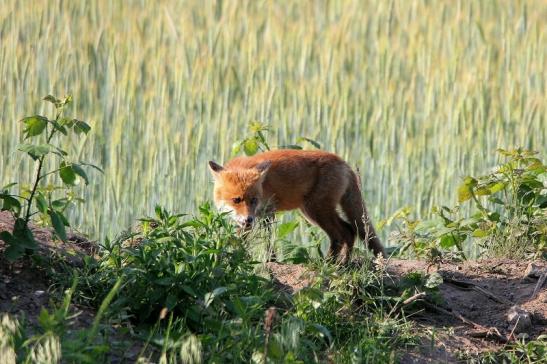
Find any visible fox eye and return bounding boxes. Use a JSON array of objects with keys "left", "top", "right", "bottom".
[
  {"left": 250, "top": 197, "right": 258, "bottom": 205},
  {"left": 232, "top": 197, "right": 242, "bottom": 204}
]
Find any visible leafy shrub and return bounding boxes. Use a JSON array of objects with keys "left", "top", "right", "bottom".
[
  {"left": 474, "top": 335, "right": 547, "bottom": 363},
  {"left": 231, "top": 121, "right": 321, "bottom": 156},
  {"left": 83, "top": 204, "right": 276, "bottom": 325},
  {"left": 387, "top": 149, "right": 546, "bottom": 260},
  {"left": 73, "top": 205, "right": 414, "bottom": 362},
  {"left": 0, "top": 95, "right": 100, "bottom": 261}
]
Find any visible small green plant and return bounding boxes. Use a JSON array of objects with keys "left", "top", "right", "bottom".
[
  {"left": 231, "top": 121, "right": 321, "bottom": 156},
  {"left": 473, "top": 335, "right": 547, "bottom": 363},
  {"left": 0, "top": 95, "right": 100, "bottom": 261},
  {"left": 387, "top": 149, "right": 546, "bottom": 260},
  {"left": 398, "top": 271, "right": 443, "bottom": 305},
  {"left": 0, "top": 275, "right": 122, "bottom": 363}
]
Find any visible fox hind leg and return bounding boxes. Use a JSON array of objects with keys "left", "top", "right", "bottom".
[{"left": 300, "top": 203, "right": 356, "bottom": 264}]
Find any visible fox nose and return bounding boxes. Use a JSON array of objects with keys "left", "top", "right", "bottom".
[{"left": 245, "top": 216, "right": 254, "bottom": 225}]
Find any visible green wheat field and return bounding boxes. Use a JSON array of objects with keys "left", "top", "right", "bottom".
[{"left": 1, "top": 0, "right": 545, "bottom": 243}]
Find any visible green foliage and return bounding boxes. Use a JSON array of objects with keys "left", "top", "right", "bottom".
[
  {"left": 473, "top": 335, "right": 547, "bottom": 363},
  {"left": 398, "top": 271, "right": 443, "bottom": 305},
  {"left": 70, "top": 205, "right": 414, "bottom": 362},
  {"left": 86, "top": 204, "right": 275, "bottom": 326},
  {"left": 387, "top": 149, "right": 546, "bottom": 261},
  {"left": 0, "top": 95, "right": 100, "bottom": 261},
  {"left": 232, "top": 121, "right": 321, "bottom": 156},
  {"left": 0, "top": 275, "right": 122, "bottom": 363}
]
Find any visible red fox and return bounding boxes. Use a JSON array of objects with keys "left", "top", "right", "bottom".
[{"left": 208, "top": 149, "right": 385, "bottom": 262}]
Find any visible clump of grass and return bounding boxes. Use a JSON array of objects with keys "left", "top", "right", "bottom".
[
  {"left": 386, "top": 148, "right": 546, "bottom": 262},
  {"left": 0, "top": 275, "right": 122, "bottom": 363},
  {"left": 469, "top": 335, "right": 547, "bottom": 363}
]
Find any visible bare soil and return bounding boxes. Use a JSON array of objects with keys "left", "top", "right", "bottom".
[
  {"left": 0, "top": 211, "right": 96, "bottom": 322},
  {"left": 2, "top": 211, "right": 546, "bottom": 363},
  {"left": 267, "top": 257, "right": 547, "bottom": 362}
]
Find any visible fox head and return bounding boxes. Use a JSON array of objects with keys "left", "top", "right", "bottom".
[{"left": 208, "top": 160, "right": 272, "bottom": 228}]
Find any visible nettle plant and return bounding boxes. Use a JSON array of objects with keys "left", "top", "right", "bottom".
[
  {"left": 231, "top": 121, "right": 321, "bottom": 156},
  {"left": 0, "top": 95, "right": 100, "bottom": 261},
  {"left": 388, "top": 149, "right": 546, "bottom": 261}
]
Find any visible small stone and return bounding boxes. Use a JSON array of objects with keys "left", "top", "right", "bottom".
[
  {"left": 34, "top": 290, "right": 45, "bottom": 297},
  {"left": 524, "top": 263, "right": 544, "bottom": 279},
  {"left": 506, "top": 305, "right": 532, "bottom": 333}
]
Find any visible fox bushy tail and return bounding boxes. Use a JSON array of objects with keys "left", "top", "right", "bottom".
[{"left": 341, "top": 171, "right": 386, "bottom": 257}]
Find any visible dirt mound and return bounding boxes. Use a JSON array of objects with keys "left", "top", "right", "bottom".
[
  {"left": 266, "top": 262, "right": 315, "bottom": 294},
  {"left": 390, "top": 259, "right": 547, "bottom": 362},
  {"left": 0, "top": 211, "right": 98, "bottom": 328},
  {"left": 265, "top": 258, "right": 547, "bottom": 362}
]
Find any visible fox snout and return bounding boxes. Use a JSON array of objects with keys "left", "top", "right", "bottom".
[{"left": 236, "top": 215, "right": 255, "bottom": 229}]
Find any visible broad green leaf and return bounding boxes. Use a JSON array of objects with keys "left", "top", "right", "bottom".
[
  {"left": 475, "top": 186, "right": 491, "bottom": 196},
  {"left": 165, "top": 294, "right": 178, "bottom": 309},
  {"left": 72, "top": 120, "right": 91, "bottom": 134},
  {"left": 243, "top": 138, "right": 259, "bottom": 156},
  {"left": 49, "top": 210, "right": 67, "bottom": 242},
  {"left": 489, "top": 182, "right": 506, "bottom": 194},
  {"left": 277, "top": 221, "right": 299, "bottom": 239},
  {"left": 50, "top": 120, "right": 67, "bottom": 135},
  {"left": 35, "top": 193, "right": 48, "bottom": 214},
  {"left": 0, "top": 194, "right": 21, "bottom": 213},
  {"left": 487, "top": 212, "right": 500, "bottom": 222},
  {"left": 21, "top": 115, "right": 48, "bottom": 138},
  {"left": 0, "top": 231, "right": 12, "bottom": 243},
  {"left": 457, "top": 183, "right": 472, "bottom": 203},
  {"left": 439, "top": 235, "right": 456, "bottom": 249},
  {"left": 283, "top": 246, "right": 310, "bottom": 264},
  {"left": 463, "top": 176, "right": 478, "bottom": 187},
  {"left": 17, "top": 143, "right": 52, "bottom": 160},
  {"left": 59, "top": 162, "right": 77, "bottom": 185},
  {"left": 181, "top": 285, "right": 197, "bottom": 298},
  {"left": 13, "top": 218, "right": 37, "bottom": 250},
  {"left": 472, "top": 229, "right": 488, "bottom": 238},
  {"left": 4, "top": 244, "right": 25, "bottom": 261},
  {"left": 72, "top": 164, "right": 89, "bottom": 184},
  {"left": 51, "top": 199, "right": 67, "bottom": 211}
]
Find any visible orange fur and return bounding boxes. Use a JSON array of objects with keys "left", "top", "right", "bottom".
[{"left": 209, "top": 150, "right": 385, "bottom": 262}]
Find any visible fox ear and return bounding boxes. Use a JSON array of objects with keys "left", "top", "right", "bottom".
[
  {"left": 256, "top": 160, "right": 271, "bottom": 176},
  {"left": 209, "top": 161, "right": 224, "bottom": 180}
]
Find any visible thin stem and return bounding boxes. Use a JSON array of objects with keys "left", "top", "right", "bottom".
[{"left": 24, "top": 113, "right": 60, "bottom": 223}]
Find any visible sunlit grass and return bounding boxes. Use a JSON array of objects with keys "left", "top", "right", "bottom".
[{"left": 1, "top": 0, "right": 545, "bottom": 243}]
